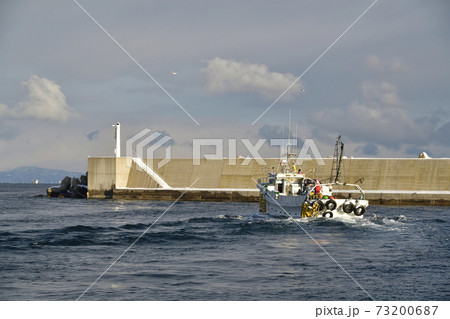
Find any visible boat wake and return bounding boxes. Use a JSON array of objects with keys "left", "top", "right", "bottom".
[{"left": 223, "top": 210, "right": 415, "bottom": 233}]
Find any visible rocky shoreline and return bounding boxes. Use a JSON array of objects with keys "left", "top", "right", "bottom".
[{"left": 47, "top": 173, "right": 88, "bottom": 199}]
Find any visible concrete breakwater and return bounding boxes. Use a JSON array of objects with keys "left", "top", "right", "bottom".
[{"left": 87, "top": 157, "right": 450, "bottom": 205}]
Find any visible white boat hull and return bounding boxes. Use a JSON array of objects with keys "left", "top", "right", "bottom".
[{"left": 265, "top": 191, "right": 305, "bottom": 218}]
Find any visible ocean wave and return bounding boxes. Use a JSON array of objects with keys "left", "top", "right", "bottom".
[
  {"left": 58, "top": 224, "right": 119, "bottom": 233},
  {"left": 0, "top": 209, "right": 439, "bottom": 250}
]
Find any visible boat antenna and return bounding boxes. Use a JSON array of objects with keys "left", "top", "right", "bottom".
[
  {"left": 288, "top": 108, "right": 291, "bottom": 156},
  {"left": 286, "top": 108, "right": 296, "bottom": 163}
]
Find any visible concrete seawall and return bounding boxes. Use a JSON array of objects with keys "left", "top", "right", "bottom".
[{"left": 87, "top": 157, "right": 450, "bottom": 205}]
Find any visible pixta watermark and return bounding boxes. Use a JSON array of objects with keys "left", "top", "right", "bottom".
[
  {"left": 126, "top": 128, "right": 325, "bottom": 168},
  {"left": 192, "top": 138, "right": 324, "bottom": 165},
  {"left": 126, "top": 128, "right": 172, "bottom": 169}
]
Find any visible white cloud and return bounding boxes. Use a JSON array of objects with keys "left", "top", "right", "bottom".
[
  {"left": 391, "top": 59, "right": 410, "bottom": 72},
  {"left": 366, "top": 55, "right": 410, "bottom": 73},
  {"left": 362, "top": 81, "right": 401, "bottom": 107},
  {"left": 311, "top": 81, "right": 429, "bottom": 147},
  {"left": 366, "top": 55, "right": 381, "bottom": 70},
  {"left": 200, "top": 57, "right": 303, "bottom": 101},
  {"left": 0, "top": 75, "right": 77, "bottom": 122}
]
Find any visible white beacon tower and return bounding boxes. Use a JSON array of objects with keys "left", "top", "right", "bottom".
[{"left": 113, "top": 122, "right": 121, "bottom": 157}]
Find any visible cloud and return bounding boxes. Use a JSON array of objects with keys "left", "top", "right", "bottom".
[
  {"left": 0, "top": 123, "right": 19, "bottom": 140},
  {"left": 435, "top": 122, "right": 450, "bottom": 146},
  {"left": 0, "top": 75, "right": 77, "bottom": 122},
  {"left": 257, "top": 124, "right": 298, "bottom": 140},
  {"left": 366, "top": 55, "right": 410, "bottom": 73},
  {"left": 200, "top": 57, "right": 303, "bottom": 101},
  {"left": 0, "top": 104, "right": 8, "bottom": 116},
  {"left": 311, "top": 81, "right": 429, "bottom": 148},
  {"left": 86, "top": 130, "right": 100, "bottom": 141},
  {"left": 361, "top": 81, "right": 401, "bottom": 107},
  {"left": 356, "top": 143, "right": 379, "bottom": 156},
  {"left": 405, "top": 146, "right": 432, "bottom": 157},
  {"left": 366, "top": 55, "right": 382, "bottom": 70},
  {"left": 258, "top": 124, "right": 285, "bottom": 139}
]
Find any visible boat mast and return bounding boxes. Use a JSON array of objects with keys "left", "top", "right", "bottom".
[
  {"left": 336, "top": 138, "right": 344, "bottom": 183},
  {"left": 330, "top": 135, "right": 344, "bottom": 183}
]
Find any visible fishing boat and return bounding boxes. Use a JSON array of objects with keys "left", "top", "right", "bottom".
[{"left": 257, "top": 136, "right": 369, "bottom": 218}]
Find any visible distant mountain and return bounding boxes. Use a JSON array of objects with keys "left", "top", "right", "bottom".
[{"left": 0, "top": 166, "right": 84, "bottom": 184}]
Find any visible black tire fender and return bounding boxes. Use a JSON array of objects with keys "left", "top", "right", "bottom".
[
  {"left": 354, "top": 206, "right": 366, "bottom": 216},
  {"left": 343, "top": 202, "right": 355, "bottom": 214},
  {"left": 316, "top": 200, "right": 326, "bottom": 212},
  {"left": 322, "top": 211, "right": 334, "bottom": 218},
  {"left": 325, "top": 199, "right": 337, "bottom": 211}
]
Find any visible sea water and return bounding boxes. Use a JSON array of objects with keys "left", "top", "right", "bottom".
[{"left": 0, "top": 184, "right": 448, "bottom": 300}]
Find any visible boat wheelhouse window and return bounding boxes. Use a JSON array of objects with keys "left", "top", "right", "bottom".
[{"left": 278, "top": 182, "right": 283, "bottom": 193}]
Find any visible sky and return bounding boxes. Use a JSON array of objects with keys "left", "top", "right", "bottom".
[{"left": 0, "top": 0, "right": 449, "bottom": 172}]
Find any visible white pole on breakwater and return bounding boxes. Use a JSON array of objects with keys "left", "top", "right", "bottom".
[{"left": 113, "top": 122, "right": 121, "bottom": 157}]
